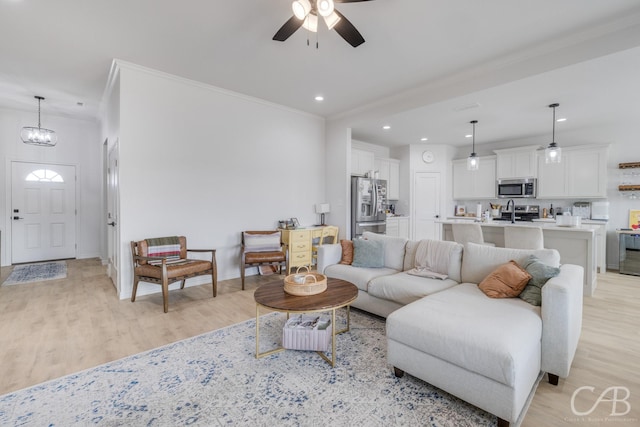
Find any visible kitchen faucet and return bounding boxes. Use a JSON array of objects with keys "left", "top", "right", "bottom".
[{"left": 506, "top": 199, "right": 515, "bottom": 223}]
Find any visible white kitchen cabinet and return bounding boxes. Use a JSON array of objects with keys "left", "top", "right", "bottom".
[
  {"left": 386, "top": 216, "right": 409, "bottom": 239},
  {"left": 537, "top": 145, "right": 608, "bottom": 199},
  {"left": 351, "top": 149, "right": 375, "bottom": 176},
  {"left": 452, "top": 156, "right": 496, "bottom": 200},
  {"left": 375, "top": 157, "right": 400, "bottom": 200},
  {"left": 494, "top": 145, "right": 539, "bottom": 179}
]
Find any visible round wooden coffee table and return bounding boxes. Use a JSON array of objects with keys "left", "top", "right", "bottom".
[{"left": 254, "top": 277, "right": 358, "bottom": 367}]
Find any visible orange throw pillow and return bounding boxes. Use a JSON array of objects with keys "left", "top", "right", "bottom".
[
  {"left": 478, "top": 260, "right": 532, "bottom": 298},
  {"left": 340, "top": 240, "right": 354, "bottom": 265}
]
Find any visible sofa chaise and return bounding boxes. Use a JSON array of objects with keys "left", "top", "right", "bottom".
[{"left": 316, "top": 231, "right": 583, "bottom": 426}]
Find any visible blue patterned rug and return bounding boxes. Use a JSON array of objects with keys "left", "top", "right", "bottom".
[
  {"left": 2, "top": 261, "right": 67, "bottom": 286},
  {"left": 0, "top": 310, "right": 499, "bottom": 426}
]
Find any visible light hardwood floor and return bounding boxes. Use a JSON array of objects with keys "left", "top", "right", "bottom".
[{"left": 1, "top": 259, "right": 638, "bottom": 425}]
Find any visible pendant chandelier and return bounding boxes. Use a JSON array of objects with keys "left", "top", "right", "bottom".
[
  {"left": 467, "top": 120, "right": 479, "bottom": 171},
  {"left": 545, "top": 103, "right": 561, "bottom": 164},
  {"left": 21, "top": 96, "right": 57, "bottom": 147}
]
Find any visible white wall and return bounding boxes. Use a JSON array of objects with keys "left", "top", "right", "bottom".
[
  {"left": 110, "top": 62, "right": 326, "bottom": 299},
  {"left": 0, "top": 107, "right": 102, "bottom": 266}
]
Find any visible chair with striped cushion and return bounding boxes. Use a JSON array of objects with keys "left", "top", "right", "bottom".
[
  {"left": 131, "top": 236, "right": 217, "bottom": 313},
  {"left": 241, "top": 231, "right": 287, "bottom": 290}
]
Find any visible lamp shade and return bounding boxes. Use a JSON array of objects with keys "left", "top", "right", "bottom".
[
  {"left": 317, "top": 0, "right": 335, "bottom": 17},
  {"left": 292, "top": 0, "right": 311, "bottom": 20},
  {"left": 323, "top": 10, "right": 341, "bottom": 30},
  {"left": 302, "top": 13, "right": 318, "bottom": 32},
  {"left": 315, "top": 203, "right": 330, "bottom": 214}
]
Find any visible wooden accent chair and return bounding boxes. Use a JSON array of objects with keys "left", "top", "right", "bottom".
[
  {"left": 131, "top": 236, "right": 217, "bottom": 313},
  {"left": 312, "top": 226, "right": 339, "bottom": 265},
  {"left": 241, "top": 230, "right": 287, "bottom": 290}
]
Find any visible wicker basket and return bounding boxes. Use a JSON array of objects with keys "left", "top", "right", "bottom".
[{"left": 284, "top": 267, "right": 327, "bottom": 296}]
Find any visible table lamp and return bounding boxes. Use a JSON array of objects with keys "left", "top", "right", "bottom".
[{"left": 315, "top": 203, "right": 330, "bottom": 226}]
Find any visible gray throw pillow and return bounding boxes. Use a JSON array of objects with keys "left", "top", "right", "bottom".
[
  {"left": 351, "top": 238, "right": 385, "bottom": 268},
  {"left": 519, "top": 255, "right": 560, "bottom": 306}
]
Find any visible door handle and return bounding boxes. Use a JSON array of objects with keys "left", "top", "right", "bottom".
[{"left": 107, "top": 221, "right": 116, "bottom": 227}]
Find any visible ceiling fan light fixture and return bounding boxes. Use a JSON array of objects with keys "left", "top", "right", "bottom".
[
  {"left": 21, "top": 95, "right": 57, "bottom": 147},
  {"left": 317, "top": 0, "right": 335, "bottom": 17},
  {"left": 302, "top": 13, "right": 318, "bottom": 32},
  {"left": 323, "top": 10, "right": 341, "bottom": 30},
  {"left": 545, "top": 103, "right": 562, "bottom": 164},
  {"left": 292, "top": 0, "right": 311, "bottom": 20},
  {"left": 467, "top": 120, "right": 479, "bottom": 171}
]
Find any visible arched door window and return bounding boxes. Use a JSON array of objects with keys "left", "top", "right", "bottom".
[{"left": 25, "top": 169, "right": 64, "bottom": 183}]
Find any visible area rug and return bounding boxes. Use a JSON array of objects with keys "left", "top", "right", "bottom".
[
  {"left": 2, "top": 261, "right": 67, "bottom": 286},
  {"left": 0, "top": 310, "right": 505, "bottom": 426}
]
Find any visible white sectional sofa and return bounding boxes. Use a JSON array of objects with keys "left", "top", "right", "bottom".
[{"left": 316, "top": 231, "right": 584, "bottom": 427}]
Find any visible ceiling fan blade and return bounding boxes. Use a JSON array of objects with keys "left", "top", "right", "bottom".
[
  {"left": 332, "top": 10, "right": 365, "bottom": 47},
  {"left": 273, "top": 16, "right": 304, "bottom": 42}
]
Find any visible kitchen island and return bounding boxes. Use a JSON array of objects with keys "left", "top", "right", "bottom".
[{"left": 439, "top": 219, "right": 597, "bottom": 296}]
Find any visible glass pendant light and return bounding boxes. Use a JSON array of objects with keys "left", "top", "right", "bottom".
[
  {"left": 21, "top": 96, "right": 57, "bottom": 147},
  {"left": 467, "top": 120, "right": 479, "bottom": 171},
  {"left": 545, "top": 103, "right": 561, "bottom": 164}
]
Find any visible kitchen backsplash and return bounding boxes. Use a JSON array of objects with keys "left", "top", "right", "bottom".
[{"left": 456, "top": 198, "right": 609, "bottom": 220}]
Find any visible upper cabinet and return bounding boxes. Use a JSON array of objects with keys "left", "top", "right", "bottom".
[
  {"left": 351, "top": 148, "right": 375, "bottom": 176},
  {"left": 494, "top": 145, "right": 540, "bottom": 179},
  {"left": 452, "top": 155, "right": 497, "bottom": 199},
  {"left": 375, "top": 157, "right": 400, "bottom": 200},
  {"left": 537, "top": 145, "right": 609, "bottom": 199}
]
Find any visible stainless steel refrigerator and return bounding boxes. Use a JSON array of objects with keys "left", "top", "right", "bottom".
[{"left": 351, "top": 176, "right": 387, "bottom": 238}]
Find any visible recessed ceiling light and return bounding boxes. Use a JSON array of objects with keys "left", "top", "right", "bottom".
[
  {"left": 465, "top": 134, "right": 473, "bottom": 138},
  {"left": 420, "top": 137, "right": 428, "bottom": 141},
  {"left": 556, "top": 117, "right": 567, "bottom": 122},
  {"left": 382, "top": 125, "right": 391, "bottom": 130},
  {"left": 314, "top": 95, "right": 324, "bottom": 101}
]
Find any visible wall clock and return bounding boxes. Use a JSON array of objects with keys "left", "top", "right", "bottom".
[{"left": 422, "top": 150, "right": 435, "bottom": 164}]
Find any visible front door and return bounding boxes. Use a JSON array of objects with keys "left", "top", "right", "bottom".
[
  {"left": 11, "top": 162, "right": 77, "bottom": 263},
  {"left": 413, "top": 172, "right": 441, "bottom": 240}
]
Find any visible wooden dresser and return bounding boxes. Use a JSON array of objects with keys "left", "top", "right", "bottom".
[{"left": 280, "top": 227, "right": 336, "bottom": 274}]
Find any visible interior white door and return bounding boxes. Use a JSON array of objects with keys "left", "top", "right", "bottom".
[
  {"left": 11, "top": 162, "right": 77, "bottom": 263},
  {"left": 413, "top": 172, "right": 441, "bottom": 240},
  {"left": 106, "top": 143, "right": 120, "bottom": 293}
]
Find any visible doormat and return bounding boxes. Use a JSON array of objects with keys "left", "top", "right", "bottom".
[{"left": 2, "top": 261, "right": 67, "bottom": 286}]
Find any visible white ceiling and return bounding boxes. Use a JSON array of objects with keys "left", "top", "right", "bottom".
[{"left": 1, "top": 0, "right": 640, "bottom": 148}]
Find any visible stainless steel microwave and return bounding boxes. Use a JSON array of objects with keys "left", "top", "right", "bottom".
[{"left": 497, "top": 178, "right": 537, "bottom": 198}]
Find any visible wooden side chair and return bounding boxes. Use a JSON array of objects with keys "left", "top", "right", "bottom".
[
  {"left": 241, "top": 230, "right": 287, "bottom": 290},
  {"left": 131, "top": 236, "right": 217, "bottom": 313},
  {"left": 312, "top": 226, "right": 339, "bottom": 265}
]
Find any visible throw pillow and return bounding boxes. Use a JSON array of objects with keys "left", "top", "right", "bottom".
[
  {"left": 243, "top": 232, "right": 281, "bottom": 252},
  {"left": 478, "top": 260, "right": 532, "bottom": 298},
  {"left": 519, "top": 255, "right": 561, "bottom": 306},
  {"left": 339, "top": 240, "right": 354, "bottom": 265},
  {"left": 351, "top": 238, "right": 385, "bottom": 268}
]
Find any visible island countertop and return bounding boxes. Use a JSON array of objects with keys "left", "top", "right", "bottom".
[{"left": 438, "top": 219, "right": 598, "bottom": 233}]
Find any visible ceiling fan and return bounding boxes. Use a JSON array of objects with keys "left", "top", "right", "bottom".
[{"left": 273, "top": 0, "right": 372, "bottom": 48}]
